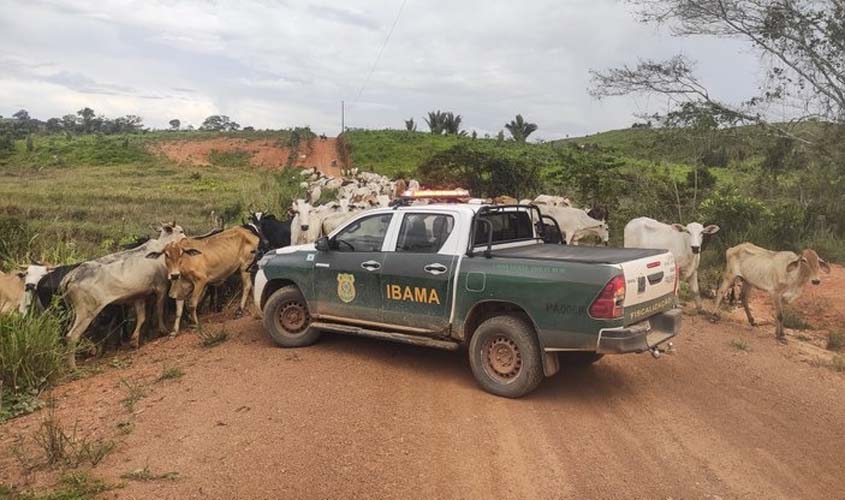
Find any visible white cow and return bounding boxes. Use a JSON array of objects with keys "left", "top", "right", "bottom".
[
  {"left": 19, "top": 264, "right": 52, "bottom": 314},
  {"left": 624, "top": 217, "right": 719, "bottom": 311},
  {"left": 61, "top": 223, "right": 186, "bottom": 368},
  {"left": 539, "top": 206, "right": 609, "bottom": 245},
  {"left": 712, "top": 244, "right": 830, "bottom": 341},
  {"left": 290, "top": 199, "right": 314, "bottom": 245},
  {"left": 533, "top": 195, "right": 572, "bottom": 207}
]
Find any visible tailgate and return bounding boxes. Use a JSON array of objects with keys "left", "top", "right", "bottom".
[{"left": 619, "top": 251, "right": 677, "bottom": 325}]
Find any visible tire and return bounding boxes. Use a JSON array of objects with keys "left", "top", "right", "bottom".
[
  {"left": 262, "top": 286, "right": 321, "bottom": 347},
  {"left": 559, "top": 352, "right": 604, "bottom": 365},
  {"left": 468, "top": 315, "right": 544, "bottom": 398}
]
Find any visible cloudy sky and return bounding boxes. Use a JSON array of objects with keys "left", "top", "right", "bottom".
[{"left": 0, "top": 0, "right": 763, "bottom": 139}]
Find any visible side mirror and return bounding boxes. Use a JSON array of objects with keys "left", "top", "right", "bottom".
[{"left": 315, "top": 236, "right": 331, "bottom": 252}]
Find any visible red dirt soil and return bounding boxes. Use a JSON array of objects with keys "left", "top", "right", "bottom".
[
  {"left": 1, "top": 300, "right": 844, "bottom": 498},
  {"left": 150, "top": 137, "right": 342, "bottom": 177}
]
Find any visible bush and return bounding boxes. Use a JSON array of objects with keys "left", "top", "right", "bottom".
[
  {"left": 699, "top": 190, "right": 772, "bottom": 248},
  {"left": 208, "top": 149, "right": 252, "bottom": 168},
  {"left": 418, "top": 142, "right": 541, "bottom": 198},
  {"left": 0, "top": 309, "right": 70, "bottom": 419},
  {"left": 234, "top": 168, "right": 305, "bottom": 222}
]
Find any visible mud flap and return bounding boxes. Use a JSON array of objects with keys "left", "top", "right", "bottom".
[{"left": 542, "top": 351, "right": 560, "bottom": 377}]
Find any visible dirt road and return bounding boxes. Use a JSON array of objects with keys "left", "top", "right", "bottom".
[{"left": 1, "top": 313, "right": 843, "bottom": 499}]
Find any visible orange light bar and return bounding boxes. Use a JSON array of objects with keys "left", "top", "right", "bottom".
[{"left": 402, "top": 189, "right": 470, "bottom": 198}]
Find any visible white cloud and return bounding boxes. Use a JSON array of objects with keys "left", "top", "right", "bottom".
[{"left": 0, "top": 0, "right": 762, "bottom": 137}]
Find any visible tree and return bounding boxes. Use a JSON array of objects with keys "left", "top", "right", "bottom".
[
  {"left": 505, "top": 114, "right": 538, "bottom": 142},
  {"left": 404, "top": 118, "right": 416, "bottom": 131},
  {"left": 590, "top": 0, "right": 845, "bottom": 136},
  {"left": 12, "top": 109, "right": 30, "bottom": 121},
  {"left": 442, "top": 112, "right": 464, "bottom": 135},
  {"left": 424, "top": 110, "right": 447, "bottom": 135},
  {"left": 61, "top": 114, "right": 78, "bottom": 133},
  {"left": 77, "top": 107, "right": 97, "bottom": 133},
  {"left": 45, "top": 117, "right": 62, "bottom": 133},
  {"left": 418, "top": 143, "right": 541, "bottom": 198},
  {"left": 169, "top": 119, "right": 181, "bottom": 131},
  {"left": 200, "top": 115, "right": 239, "bottom": 131}
]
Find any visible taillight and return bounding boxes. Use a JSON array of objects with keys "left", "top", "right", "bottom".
[
  {"left": 590, "top": 275, "right": 626, "bottom": 319},
  {"left": 673, "top": 263, "right": 679, "bottom": 294}
]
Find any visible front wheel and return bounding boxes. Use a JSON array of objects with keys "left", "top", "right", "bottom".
[
  {"left": 263, "top": 286, "right": 321, "bottom": 347},
  {"left": 468, "top": 315, "right": 544, "bottom": 398}
]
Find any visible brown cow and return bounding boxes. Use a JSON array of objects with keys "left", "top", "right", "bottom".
[
  {"left": 712, "top": 243, "right": 831, "bottom": 342},
  {"left": 0, "top": 270, "right": 25, "bottom": 314},
  {"left": 492, "top": 195, "right": 518, "bottom": 205},
  {"left": 147, "top": 226, "right": 259, "bottom": 334}
]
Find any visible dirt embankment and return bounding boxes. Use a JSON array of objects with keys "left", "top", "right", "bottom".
[
  {"left": 1, "top": 292, "right": 844, "bottom": 499},
  {"left": 149, "top": 137, "right": 342, "bottom": 177}
]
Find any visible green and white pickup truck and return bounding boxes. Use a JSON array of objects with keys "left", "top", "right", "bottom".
[{"left": 254, "top": 203, "right": 681, "bottom": 397}]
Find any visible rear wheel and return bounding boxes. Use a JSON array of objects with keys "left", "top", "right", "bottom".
[
  {"left": 263, "top": 286, "right": 321, "bottom": 347},
  {"left": 468, "top": 315, "right": 543, "bottom": 398}
]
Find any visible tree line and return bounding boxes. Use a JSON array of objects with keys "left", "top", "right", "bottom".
[
  {"left": 404, "top": 111, "right": 539, "bottom": 143},
  {"left": 0, "top": 108, "right": 261, "bottom": 141}
]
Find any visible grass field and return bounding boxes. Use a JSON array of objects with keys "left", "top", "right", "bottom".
[{"left": 0, "top": 134, "right": 302, "bottom": 267}]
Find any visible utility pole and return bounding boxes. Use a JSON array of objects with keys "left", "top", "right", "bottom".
[{"left": 341, "top": 100, "right": 345, "bottom": 136}]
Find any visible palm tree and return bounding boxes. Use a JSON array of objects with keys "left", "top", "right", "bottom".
[
  {"left": 505, "top": 114, "right": 538, "bottom": 143},
  {"left": 404, "top": 118, "right": 416, "bottom": 131},
  {"left": 442, "top": 112, "right": 463, "bottom": 135},
  {"left": 425, "top": 110, "right": 446, "bottom": 135}
]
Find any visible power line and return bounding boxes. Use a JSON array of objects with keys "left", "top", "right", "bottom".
[{"left": 353, "top": 0, "right": 409, "bottom": 103}]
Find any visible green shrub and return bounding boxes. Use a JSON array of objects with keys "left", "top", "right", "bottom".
[
  {"left": 418, "top": 142, "right": 541, "bottom": 198},
  {"left": 208, "top": 149, "right": 252, "bottom": 168},
  {"left": 782, "top": 306, "right": 811, "bottom": 330},
  {"left": 235, "top": 168, "right": 306, "bottom": 221},
  {"left": 699, "top": 190, "right": 772, "bottom": 249},
  {"left": 0, "top": 309, "right": 70, "bottom": 420}
]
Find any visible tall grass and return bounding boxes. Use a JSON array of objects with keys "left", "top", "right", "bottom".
[
  {"left": 0, "top": 309, "right": 70, "bottom": 418},
  {"left": 208, "top": 149, "right": 252, "bottom": 168}
]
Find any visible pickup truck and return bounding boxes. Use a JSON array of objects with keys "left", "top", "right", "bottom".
[{"left": 253, "top": 203, "right": 681, "bottom": 398}]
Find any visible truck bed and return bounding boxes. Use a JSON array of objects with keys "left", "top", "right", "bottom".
[{"left": 487, "top": 244, "right": 665, "bottom": 264}]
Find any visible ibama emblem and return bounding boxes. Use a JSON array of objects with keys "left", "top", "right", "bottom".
[{"left": 337, "top": 273, "right": 356, "bottom": 303}]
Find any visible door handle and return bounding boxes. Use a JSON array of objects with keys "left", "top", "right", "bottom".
[
  {"left": 424, "top": 263, "right": 448, "bottom": 275},
  {"left": 361, "top": 260, "right": 381, "bottom": 271}
]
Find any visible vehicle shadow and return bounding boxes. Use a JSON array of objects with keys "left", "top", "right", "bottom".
[
  {"left": 294, "top": 332, "right": 633, "bottom": 403},
  {"left": 528, "top": 362, "right": 631, "bottom": 403},
  {"left": 314, "top": 332, "right": 478, "bottom": 383}
]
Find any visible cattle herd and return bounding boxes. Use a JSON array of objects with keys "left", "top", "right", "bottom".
[{"left": 0, "top": 167, "right": 832, "bottom": 367}]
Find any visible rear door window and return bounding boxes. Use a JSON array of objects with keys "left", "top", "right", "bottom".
[
  {"left": 474, "top": 211, "right": 534, "bottom": 245},
  {"left": 396, "top": 213, "right": 455, "bottom": 253}
]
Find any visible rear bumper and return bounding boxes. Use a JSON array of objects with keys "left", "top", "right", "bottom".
[{"left": 596, "top": 308, "right": 682, "bottom": 354}]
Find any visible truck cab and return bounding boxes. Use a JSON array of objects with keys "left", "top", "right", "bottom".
[{"left": 254, "top": 203, "right": 681, "bottom": 397}]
